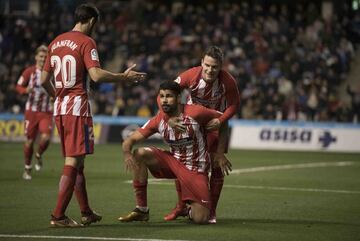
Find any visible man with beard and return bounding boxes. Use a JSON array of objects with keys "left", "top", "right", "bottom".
[
  {"left": 164, "top": 46, "right": 240, "bottom": 223},
  {"left": 118, "top": 81, "right": 231, "bottom": 224}
]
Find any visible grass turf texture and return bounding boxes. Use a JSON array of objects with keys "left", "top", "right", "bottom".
[{"left": 0, "top": 142, "right": 359, "bottom": 241}]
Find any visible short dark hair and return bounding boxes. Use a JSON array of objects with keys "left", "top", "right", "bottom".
[
  {"left": 203, "top": 46, "right": 224, "bottom": 65},
  {"left": 159, "top": 81, "right": 181, "bottom": 96},
  {"left": 74, "top": 3, "right": 100, "bottom": 24}
]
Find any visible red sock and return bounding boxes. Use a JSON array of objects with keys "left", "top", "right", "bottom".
[
  {"left": 52, "top": 165, "right": 77, "bottom": 218},
  {"left": 37, "top": 139, "right": 50, "bottom": 156},
  {"left": 24, "top": 143, "right": 33, "bottom": 166},
  {"left": 74, "top": 166, "right": 91, "bottom": 214},
  {"left": 175, "top": 179, "right": 185, "bottom": 207},
  {"left": 210, "top": 166, "right": 224, "bottom": 216},
  {"left": 133, "top": 180, "right": 147, "bottom": 207}
]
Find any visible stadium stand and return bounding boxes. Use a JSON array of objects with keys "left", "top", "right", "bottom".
[{"left": 1, "top": 0, "right": 359, "bottom": 122}]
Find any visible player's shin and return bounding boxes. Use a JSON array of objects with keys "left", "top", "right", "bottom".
[
  {"left": 24, "top": 142, "right": 33, "bottom": 166},
  {"left": 164, "top": 179, "right": 187, "bottom": 221},
  {"left": 37, "top": 137, "right": 50, "bottom": 156},
  {"left": 74, "top": 165, "right": 91, "bottom": 214},
  {"left": 175, "top": 179, "right": 185, "bottom": 207},
  {"left": 133, "top": 180, "right": 148, "bottom": 210},
  {"left": 52, "top": 165, "right": 77, "bottom": 218},
  {"left": 209, "top": 166, "right": 224, "bottom": 220}
]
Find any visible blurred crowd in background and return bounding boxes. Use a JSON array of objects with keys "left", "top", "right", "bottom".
[{"left": 1, "top": 0, "right": 360, "bottom": 122}]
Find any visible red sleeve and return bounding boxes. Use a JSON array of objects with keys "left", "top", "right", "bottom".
[
  {"left": 187, "top": 105, "right": 221, "bottom": 127},
  {"left": 15, "top": 85, "right": 27, "bottom": 95},
  {"left": 16, "top": 67, "right": 32, "bottom": 94},
  {"left": 83, "top": 38, "right": 101, "bottom": 70},
  {"left": 138, "top": 114, "right": 161, "bottom": 138},
  {"left": 175, "top": 67, "right": 201, "bottom": 89},
  {"left": 218, "top": 71, "right": 240, "bottom": 123}
]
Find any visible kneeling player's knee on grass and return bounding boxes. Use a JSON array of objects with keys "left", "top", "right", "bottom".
[
  {"left": 192, "top": 212, "right": 209, "bottom": 224},
  {"left": 191, "top": 203, "right": 209, "bottom": 224}
]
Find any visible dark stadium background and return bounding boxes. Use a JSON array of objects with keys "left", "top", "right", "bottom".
[
  {"left": 1, "top": 0, "right": 360, "bottom": 122},
  {"left": 0, "top": 1, "right": 359, "bottom": 241}
]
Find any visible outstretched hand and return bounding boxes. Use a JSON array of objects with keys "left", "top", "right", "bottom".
[
  {"left": 213, "top": 153, "right": 232, "bottom": 176},
  {"left": 124, "top": 64, "right": 147, "bottom": 83}
]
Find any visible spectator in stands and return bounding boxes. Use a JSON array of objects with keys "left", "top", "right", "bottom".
[
  {"left": 347, "top": 84, "right": 360, "bottom": 123},
  {"left": 0, "top": 1, "right": 358, "bottom": 123}
]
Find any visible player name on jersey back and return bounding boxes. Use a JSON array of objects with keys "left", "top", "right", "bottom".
[{"left": 51, "top": 40, "right": 78, "bottom": 52}]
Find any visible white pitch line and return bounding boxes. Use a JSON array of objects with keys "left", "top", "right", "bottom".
[
  {"left": 224, "top": 185, "right": 360, "bottom": 194},
  {"left": 124, "top": 161, "right": 360, "bottom": 194},
  {"left": 232, "top": 161, "right": 354, "bottom": 174},
  {"left": 0, "top": 234, "right": 191, "bottom": 241},
  {"left": 141, "top": 181, "right": 360, "bottom": 195}
]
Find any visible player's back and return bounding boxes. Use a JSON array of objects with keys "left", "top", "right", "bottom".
[{"left": 45, "top": 31, "right": 100, "bottom": 116}]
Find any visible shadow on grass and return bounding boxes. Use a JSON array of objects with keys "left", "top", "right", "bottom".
[{"left": 9, "top": 217, "right": 359, "bottom": 236}]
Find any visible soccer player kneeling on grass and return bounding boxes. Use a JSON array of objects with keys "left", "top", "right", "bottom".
[{"left": 118, "top": 81, "right": 232, "bottom": 224}]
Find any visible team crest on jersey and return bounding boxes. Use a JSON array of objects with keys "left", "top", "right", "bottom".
[{"left": 91, "top": 49, "right": 99, "bottom": 61}]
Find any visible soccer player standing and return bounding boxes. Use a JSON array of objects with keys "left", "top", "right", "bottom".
[
  {"left": 41, "top": 3, "right": 146, "bottom": 227},
  {"left": 118, "top": 81, "right": 231, "bottom": 224},
  {"left": 16, "top": 45, "right": 53, "bottom": 180},
  {"left": 165, "top": 46, "right": 240, "bottom": 223}
]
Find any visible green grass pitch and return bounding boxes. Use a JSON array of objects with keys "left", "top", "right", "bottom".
[{"left": 0, "top": 142, "right": 359, "bottom": 241}]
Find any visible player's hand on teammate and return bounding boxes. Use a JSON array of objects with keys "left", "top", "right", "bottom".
[
  {"left": 168, "top": 117, "right": 186, "bottom": 132},
  {"left": 124, "top": 152, "right": 139, "bottom": 172},
  {"left": 26, "top": 87, "right": 33, "bottom": 94},
  {"left": 213, "top": 153, "right": 232, "bottom": 176},
  {"left": 206, "top": 118, "right": 221, "bottom": 131},
  {"left": 124, "top": 64, "right": 147, "bottom": 83}
]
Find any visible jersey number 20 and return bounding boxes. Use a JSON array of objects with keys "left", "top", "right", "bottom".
[{"left": 51, "top": 55, "right": 76, "bottom": 88}]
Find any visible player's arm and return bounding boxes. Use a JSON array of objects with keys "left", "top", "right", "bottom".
[
  {"left": 41, "top": 70, "right": 55, "bottom": 98},
  {"left": 122, "top": 113, "right": 159, "bottom": 171},
  {"left": 16, "top": 69, "right": 32, "bottom": 95},
  {"left": 198, "top": 106, "right": 232, "bottom": 175},
  {"left": 88, "top": 64, "right": 146, "bottom": 84},
  {"left": 213, "top": 120, "right": 232, "bottom": 176},
  {"left": 219, "top": 73, "right": 240, "bottom": 124},
  {"left": 15, "top": 84, "right": 30, "bottom": 95},
  {"left": 207, "top": 73, "right": 240, "bottom": 131},
  {"left": 122, "top": 130, "right": 147, "bottom": 172},
  {"left": 41, "top": 51, "right": 55, "bottom": 98}
]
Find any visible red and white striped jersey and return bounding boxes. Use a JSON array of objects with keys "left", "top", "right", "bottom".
[
  {"left": 16, "top": 65, "right": 52, "bottom": 113},
  {"left": 43, "top": 31, "right": 100, "bottom": 117},
  {"left": 175, "top": 66, "right": 240, "bottom": 123},
  {"left": 139, "top": 104, "right": 221, "bottom": 173}
]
